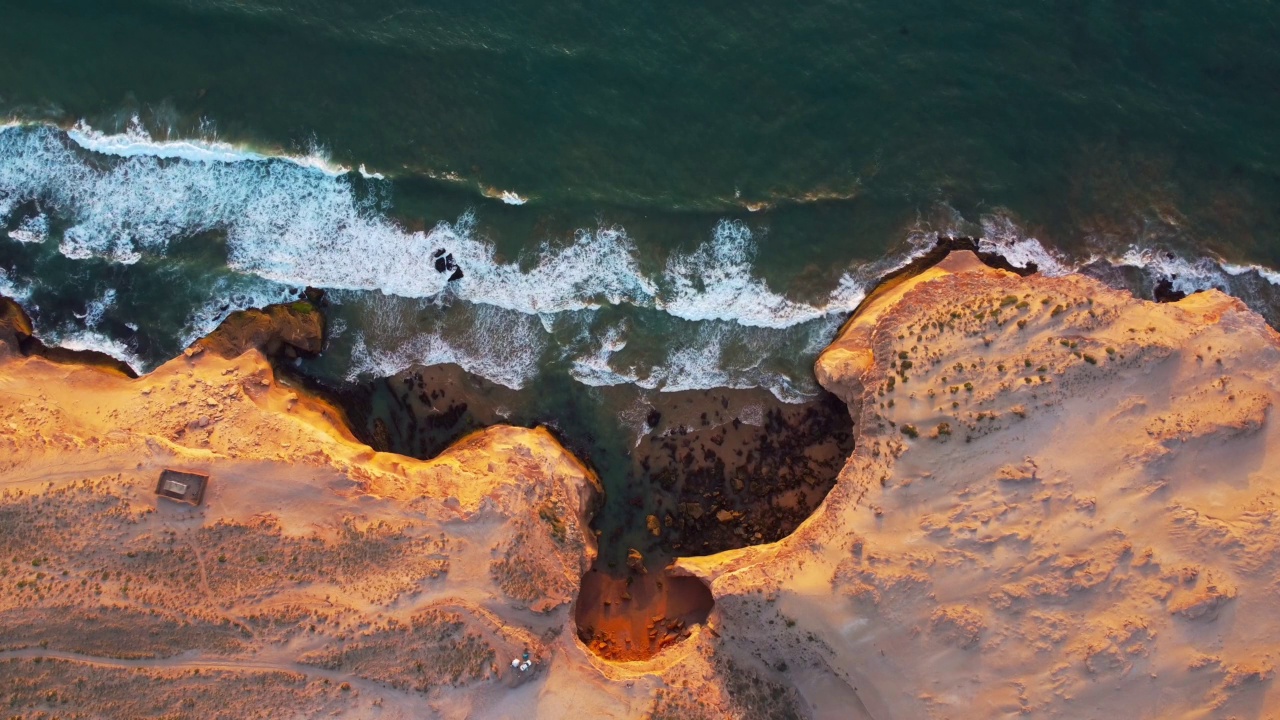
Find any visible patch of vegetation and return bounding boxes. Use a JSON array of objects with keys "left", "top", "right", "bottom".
[
  {"left": 901, "top": 425, "right": 920, "bottom": 439},
  {"left": 537, "top": 499, "right": 568, "bottom": 543}
]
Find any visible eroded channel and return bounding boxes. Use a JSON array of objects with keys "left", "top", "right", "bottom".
[{"left": 322, "top": 363, "right": 853, "bottom": 661}]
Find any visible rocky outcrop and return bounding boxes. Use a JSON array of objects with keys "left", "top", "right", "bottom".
[
  {"left": 188, "top": 292, "right": 325, "bottom": 361},
  {"left": 0, "top": 296, "right": 34, "bottom": 355},
  {"left": 0, "top": 295, "right": 136, "bottom": 377}
]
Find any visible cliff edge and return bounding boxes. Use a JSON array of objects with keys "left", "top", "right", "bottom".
[
  {"left": 7, "top": 249, "right": 1280, "bottom": 718},
  {"left": 672, "top": 250, "right": 1280, "bottom": 718},
  {"left": 0, "top": 305, "right": 601, "bottom": 719}
]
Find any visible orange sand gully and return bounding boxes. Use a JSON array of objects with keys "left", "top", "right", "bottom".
[{"left": 575, "top": 569, "right": 713, "bottom": 661}]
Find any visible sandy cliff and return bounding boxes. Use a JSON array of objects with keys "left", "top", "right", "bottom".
[
  {"left": 0, "top": 306, "right": 601, "bottom": 718},
  {"left": 5, "top": 249, "right": 1280, "bottom": 718},
  {"left": 674, "top": 250, "right": 1280, "bottom": 718}
]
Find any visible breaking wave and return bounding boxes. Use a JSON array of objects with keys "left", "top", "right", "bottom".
[
  {"left": 4, "top": 121, "right": 1280, "bottom": 397},
  {"left": 0, "top": 122, "right": 864, "bottom": 329},
  {"left": 344, "top": 299, "right": 548, "bottom": 390}
]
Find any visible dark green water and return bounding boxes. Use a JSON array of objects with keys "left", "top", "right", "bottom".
[
  {"left": 2, "top": 1, "right": 1280, "bottom": 563},
  {"left": 3, "top": 0, "right": 1279, "bottom": 255}
]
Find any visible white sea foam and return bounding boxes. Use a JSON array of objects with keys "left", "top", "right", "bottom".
[
  {"left": 564, "top": 312, "right": 817, "bottom": 402},
  {"left": 49, "top": 329, "right": 144, "bottom": 374},
  {"left": 36, "top": 286, "right": 146, "bottom": 372},
  {"left": 67, "top": 116, "right": 352, "bottom": 176},
  {"left": 39, "top": 285, "right": 136, "bottom": 367},
  {"left": 660, "top": 220, "right": 829, "bottom": 328},
  {"left": 977, "top": 213, "right": 1072, "bottom": 276},
  {"left": 10, "top": 120, "right": 1280, "bottom": 401},
  {"left": 345, "top": 301, "right": 547, "bottom": 390},
  {"left": 1114, "top": 247, "right": 1235, "bottom": 295},
  {"left": 629, "top": 322, "right": 811, "bottom": 402},
  {"left": 1222, "top": 262, "right": 1280, "bottom": 286},
  {"left": 0, "top": 122, "right": 866, "bottom": 331},
  {"left": 618, "top": 395, "right": 659, "bottom": 448},
  {"left": 481, "top": 187, "right": 529, "bottom": 205},
  {"left": 0, "top": 267, "right": 29, "bottom": 300},
  {"left": 569, "top": 322, "right": 632, "bottom": 387},
  {"left": 77, "top": 288, "right": 117, "bottom": 327},
  {"left": 8, "top": 213, "right": 47, "bottom": 243}
]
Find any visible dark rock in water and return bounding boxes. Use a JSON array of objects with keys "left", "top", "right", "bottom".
[
  {"left": 371, "top": 418, "right": 392, "bottom": 452},
  {"left": 448, "top": 267, "right": 464, "bottom": 282},
  {"left": 626, "top": 548, "right": 646, "bottom": 574},
  {"left": 1153, "top": 277, "right": 1189, "bottom": 303},
  {"left": 0, "top": 296, "right": 35, "bottom": 354},
  {"left": 621, "top": 387, "right": 854, "bottom": 560},
  {"left": 332, "top": 363, "right": 523, "bottom": 460},
  {"left": 435, "top": 257, "right": 447, "bottom": 272},
  {"left": 303, "top": 286, "right": 326, "bottom": 305},
  {"left": 432, "top": 248, "right": 446, "bottom": 259}
]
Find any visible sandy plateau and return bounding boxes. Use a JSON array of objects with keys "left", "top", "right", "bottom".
[{"left": 4, "top": 249, "right": 1280, "bottom": 718}]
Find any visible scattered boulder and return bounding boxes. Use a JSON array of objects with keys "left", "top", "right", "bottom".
[
  {"left": 716, "top": 509, "right": 741, "bottom": 523},
  {"left": 626, "top": 548, "right": 647, "bottom": 574}
]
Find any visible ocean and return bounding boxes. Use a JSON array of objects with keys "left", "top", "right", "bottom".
[{"left": 2, "top": 0, "right": 1279, "bottom": 565}]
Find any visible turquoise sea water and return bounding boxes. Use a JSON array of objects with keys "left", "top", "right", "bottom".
[{"left": 1, "top": 1, "right": 1279, "bottom": 560}]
